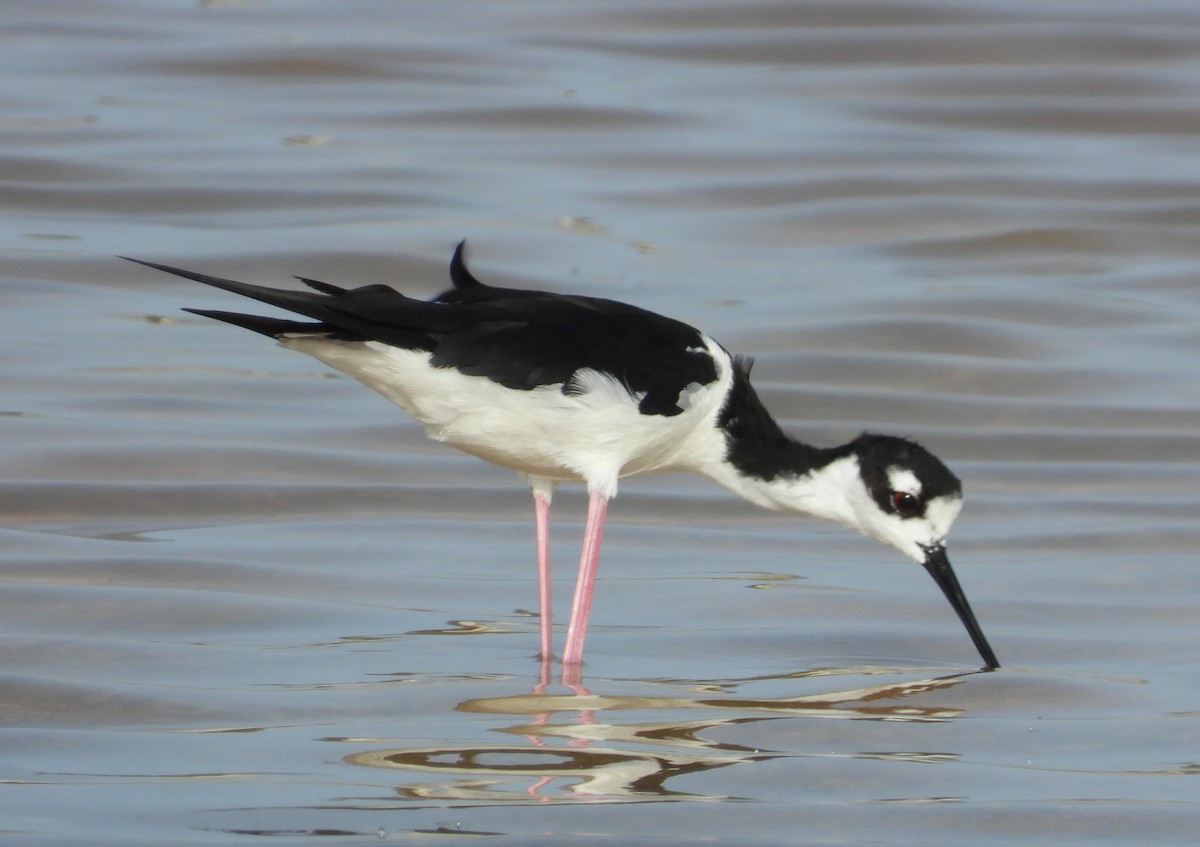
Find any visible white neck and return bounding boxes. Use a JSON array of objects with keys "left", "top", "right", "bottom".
[{"left": 701, "top": 454, "right": 866, "bottom": 529}]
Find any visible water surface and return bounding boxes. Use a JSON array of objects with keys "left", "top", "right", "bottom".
[{"left": 3, "top": 1, "right": 1199, "bottom": 844}]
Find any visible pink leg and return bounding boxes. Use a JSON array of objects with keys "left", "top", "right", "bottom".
[
  {"left": 561, "top": 490, "right": 608, "bottom": 667},
  {"left": 532, "top": 488, "right": 553, "bottom": 661}
]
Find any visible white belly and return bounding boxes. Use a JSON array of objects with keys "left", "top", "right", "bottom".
[{"left": 279, "top": 335, "right": 733, "bottom": 497}]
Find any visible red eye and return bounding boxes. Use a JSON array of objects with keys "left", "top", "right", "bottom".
[{"left": 892, "top": 491, "right": 919, "bottom": 516}]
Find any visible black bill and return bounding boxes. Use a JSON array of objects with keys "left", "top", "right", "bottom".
[{"left": 921, "top": 545, "right": 999, "bottom": 669}]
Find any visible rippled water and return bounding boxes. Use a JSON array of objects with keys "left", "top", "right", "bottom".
[{"left": 4, "top": 1, "right": 1199, "bottom": 844}]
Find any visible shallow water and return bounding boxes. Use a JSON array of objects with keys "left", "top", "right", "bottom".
[{"left": 3, "top": 0, "right": 1199, "bottom": 844}]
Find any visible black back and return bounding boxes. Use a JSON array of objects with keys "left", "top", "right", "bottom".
[{"left": 127, "top": 242, "right": 718, "bottom": 417}]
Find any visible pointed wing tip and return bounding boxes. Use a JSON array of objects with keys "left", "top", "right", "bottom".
[
  {"left": 119, "top": 256, "right": 164, "bottom": 270},
  {"left": 449, "top": 238, "right": 485, "bottom": 289},
  {"left": 182, "top": 307, "right": 322, "bottom": 339},
  {"left": 120, "top": 256, "right": 213, "bottom": 282},
  {"left": 293, "top": 275, "right": 347, "bottom": 296}
]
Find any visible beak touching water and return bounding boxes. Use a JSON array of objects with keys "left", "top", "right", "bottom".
[{"left": 921, "top": 545, "right": 1000, "bottom": 670}]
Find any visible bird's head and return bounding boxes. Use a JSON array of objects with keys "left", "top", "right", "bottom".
[
  {"left": 843, "top": 433, "right": 963, "bottom": 564},
  {"left": 823, "top": 434, "right": 998, "bottom": 669}
]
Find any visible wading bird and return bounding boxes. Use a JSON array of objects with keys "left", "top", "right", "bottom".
[{"left": 125, "top": 243, "right": 999, "bottom": 670}]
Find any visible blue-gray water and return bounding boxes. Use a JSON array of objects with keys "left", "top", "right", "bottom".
[{"left": 3, "top": 1, "right": 1199, "bottom": 844}]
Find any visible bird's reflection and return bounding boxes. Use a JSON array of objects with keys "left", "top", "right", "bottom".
[{"left": 342, "top": 660, "right": 983, "bottom": 803}]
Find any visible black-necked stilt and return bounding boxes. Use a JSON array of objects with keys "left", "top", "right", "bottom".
[{"left": 125, "top": 243, "right": 999, "bottom": 670}]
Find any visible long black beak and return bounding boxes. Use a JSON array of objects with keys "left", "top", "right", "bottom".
[{"left": 921, "top": 545, "right": 999, "bottom": 669}]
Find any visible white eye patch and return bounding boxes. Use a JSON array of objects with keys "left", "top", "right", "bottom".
[{"left": 886, "top": 466, "right": 922, "bottom": 497}]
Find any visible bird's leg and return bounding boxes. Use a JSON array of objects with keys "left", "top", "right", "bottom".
[
  {"left": 528, "top": 476, "right": 555, "bottom": 662},
  {"left": 561, "top": 489, "right": 609, "bottom": 667},
  {"left": 533, "top": 491, "right": 553, "bottom": 661}
]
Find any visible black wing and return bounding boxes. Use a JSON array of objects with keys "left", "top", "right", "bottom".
[{"left": 124, "top": 242, "right": 719, "bottom": 416}]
